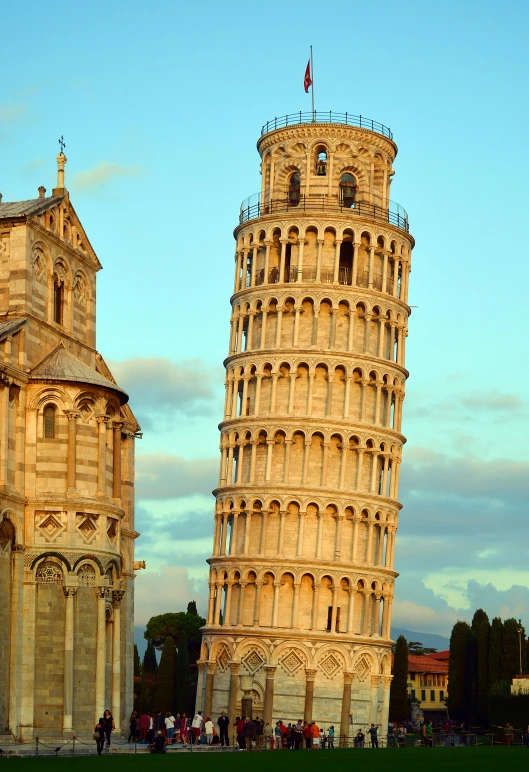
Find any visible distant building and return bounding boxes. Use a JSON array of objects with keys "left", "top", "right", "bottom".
[
  {"left": 0, "top": 154, "right": 141, "bottom": 740},
  {"left": 407, "top": 654, "right": 448, "bottom": 719}
]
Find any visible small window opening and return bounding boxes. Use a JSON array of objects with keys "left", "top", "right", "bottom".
[
  {"left": 53, "top": 275, "right": 64, "bottom": 325},
  {"left": 288, "top": 172, "right": 301, "bottom": 206},
  {"left": 340, "top": 173, "right": 356, "bottom": 208},
  {"left": 338, "top": 242, "right": 353, "bottom": 285},
  {"left": 316, "top": 149, "right": 327, "bottom": 176},
  {"left": 44, "top": 404, "right": 56, "bottom": 439},
  {"left": 284, "top": 243, "right": 292, "bottom": 282}
]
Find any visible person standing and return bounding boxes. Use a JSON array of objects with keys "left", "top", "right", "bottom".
[
  {"left": 180, "top": 713, "right": 188, "bottom": 746},
  {"left": 310, "top": 722, "right": 320, "bottom": 749},
  {"left": 426, "top": 721, "right": 433, "bottom": 747},
  {"left": 138, "top": 711, "right": 150, "bottom": 744},
  {"left": 244, "top": 716, "right": 255, "bottom": 751},
  {"left": 102, "top": 710, "right": 115, "bottom": 748},
  {"left": 293, "top": 720, "right": 303, "bottom": 750},
  {"left": 218, "top": 711, "right": 230, "bottom": 746},
  {"left": 236, "top": 716, "right": 245, "bottom": 749},
  {"left": 264, "top": 721, "right": 273, "bottom": 750},
  {"left": 174, "top": 714, "right": 182, "bottom": 744},
  {"left": 153, "top": 711, "right": 165, "bottom": 736},
  {"left": 368, "top": 723, "right": 379, "bottom": 748},
  {"left": 274, "top": 721, "right": 282, "bottom": 750},
  {"left": 303, "top": 721, "right": 312, "bottom": 750},
  {"left": 192, "top": 711, "right": 203, "bottom": 743},
  {"left": 327, "top": 726, "right": 335, "bottom": 749},
  {"left": 128, "top": 711, "right": 138, "bottom": 743},
  {"left": 165, "top": 712, "right": 175, "bottom": 742},
  {"left": 356, "top": 729, "right": 364, "bottom": 748},
  {"left": 254, "top": 716, "right": 264, "bottom": 751},
  {"left": 504, "top": 722, "right": 515, "bottom": 746},
  {"left": 204, "top": 716, "right": 214, "bottom": 744},
  {"left": 94, "top": 718, "right": 105, "bottom": 755}
]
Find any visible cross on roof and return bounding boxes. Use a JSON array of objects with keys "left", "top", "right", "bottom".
[{"left": 58, "top": 135, "right": 66, "bottom": 154}]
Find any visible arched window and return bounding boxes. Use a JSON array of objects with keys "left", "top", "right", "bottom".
[
  {"left": 43, "top": 404, "right": 56, "bottom": 438},
  {"left": 53, "top": 274, "right": 64, "bottom": 324},
  {"left": 340, "top": 173, "right": 356, "bottom": 208},
  {"left": 315, "top": 146, "right": 327, "bottom": 175},
  {"left": 288, "top": 172, "right": 301, "bottom": 206}
]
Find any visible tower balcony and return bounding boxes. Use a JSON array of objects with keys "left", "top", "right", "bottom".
[
  {"left": 260, "top": 111, "right": 393, "bottom": 139},
  {"left": 239, "top": 191, "right": 409, "bottom": 233}
]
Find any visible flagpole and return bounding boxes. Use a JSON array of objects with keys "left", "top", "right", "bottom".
[{"left": 310, "top": 45, "right": 315, "bottom": 121}]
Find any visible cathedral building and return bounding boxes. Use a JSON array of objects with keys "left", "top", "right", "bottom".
[
  {"left": 198, "top": 112, "right": 414, "bottom": 736},
  {"left": 0, "top": 153, "right": 140, "bottom": 741}
]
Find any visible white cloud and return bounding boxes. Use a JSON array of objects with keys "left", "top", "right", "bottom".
[
  {"left": 0, "top": 104, "right": 27, "bottom": 123},
  {"left": 134, "top": 566, "right": 208, "bottom": 626},
  {"left": 109, "top": 357, "right": 221, "bottom": 430},
  {"left": 71, "top": 161, "right": 144, "bottom": 191},
  {"left": 136, "top": 453, "right": 217, "bottom": 499}
]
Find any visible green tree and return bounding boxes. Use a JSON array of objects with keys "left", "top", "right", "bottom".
[
  {"left": 134, "top": 644, "right": 142, "bottom": 678},
  {"left": 139, "top": 638, "right": 158, "bottom": 712},
  {"left": 448, "top": 621, "right": 471, "bottom": 722},
  {"left": 176, "top": 628, "right": 190, "bottom": 714},
  {"left": 139, "top": 667, "right": 149, "bottom": 714},
  {"left": 187, "top": 601, "right": 198, "bottom": 615},
  {"left": 488, "top": 617, "right": 503, "bottom": 687},
  {"left": 407, "top": 641, "right": 438, "bottom": 655},
  {"left": 502, "top": 618, "right": 526, "bottom": 681},
  {"left": 469, "top": 609, "right": 488, "bottom": 724},
  {"left": 477, "top": 617, "right": 490, "bottom": 725},
  {"left": 389, "top": 635, "right": 409, "bottom": 722},
  {"left": 145, "top": 611, "right": 205, "bottom": 663},
  {"left": 152, "top": 636, "right": 178, "bottom": 713}
]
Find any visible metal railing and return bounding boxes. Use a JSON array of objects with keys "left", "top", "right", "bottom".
[
  {"left": 261, "top": 111, "right": 393, "bottom": 140},
  {"left": 239, "top": 193, "right": 409, "bottom": 233}
]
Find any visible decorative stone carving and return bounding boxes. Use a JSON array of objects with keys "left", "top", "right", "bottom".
[
  {"left": 279, "top": 649, "right": 304, "bottom": 676},
  {"left": 36, "top": 561, "right": 63, "bottom": 584},
  {"left": 242, "top": 648, "right": 264, "bottom": 675},
  {"left": 36, "top": 511, "right": 66, "bottom": 543},
  {"left": 354, "top": 655, "right": 371, "bottom": 682},
  {"left": 319, "top": 651, "right": 343, "bottom": 679},
  {"left": 77, "top": 564, "right": 96, "bottom": 586}
]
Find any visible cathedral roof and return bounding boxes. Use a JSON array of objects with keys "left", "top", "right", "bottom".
[
  {"left": 30, "top": 343, "right": 129, "bottom": 404},
  {"left": 0, "top": 317, "right": 25, "bottom": 342},
  {"left": 0, "top": 196, "right": 64, "bottom": 219}
]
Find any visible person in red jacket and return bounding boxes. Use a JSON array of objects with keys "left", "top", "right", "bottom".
[{"left": 138, "top": 712, "right": 150, "bottom": 744}]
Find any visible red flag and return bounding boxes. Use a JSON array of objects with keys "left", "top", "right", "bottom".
[{"left": 304, "top": 59, "right": 312, "bottom": 93}]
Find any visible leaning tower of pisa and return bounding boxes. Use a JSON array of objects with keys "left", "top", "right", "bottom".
[{"left": 197, "top": 111, "right": 414, "bottom": 737}]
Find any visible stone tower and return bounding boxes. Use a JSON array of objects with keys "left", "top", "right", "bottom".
[
  {"left": 0, "top": 154, "right": 141, "bottom": 741},
  {"left": 198, "top": 112, "right": 414, "bottom": 738}
]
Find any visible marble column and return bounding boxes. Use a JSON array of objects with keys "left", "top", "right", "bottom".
[
  {"left": 303, "top": 669, "right": 317, "bottom": 723},
  {"left": 227, "top": 661, "right": 241, "bottom": 727},
  {"left": 63, "top": 587, "right": 77, "bottom": 732},
  {"left": 204, "top": 661, "right": 216, "bottom": 717},
  {"left": 65, "top": 410, "right": 80, "bottom": 493},
  {"left": 95, "top": 585, "right": 109, "bottom": 723},
  {"left": 112, "top": 421, "right": 123, "bottom": 500},
  {"left": 369, "top": 675, "right": 382, "bottom": 725},
  {"left": 96, "top": 415, "right": 109, "bottom": 497},
  {"left": 339, "top": 672, "right": 354, "bottom": 746},
  {"left": 112, "top": 590, "right": 125, "bottom": 729},
  {"left": 263, "top": 665, "right": 277, "bottom": 725}
]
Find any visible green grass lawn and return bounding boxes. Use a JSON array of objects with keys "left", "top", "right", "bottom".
[{"left": 5, "top": 748, "right": 527, "bottom": 772}]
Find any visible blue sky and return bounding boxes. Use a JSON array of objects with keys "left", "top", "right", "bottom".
[{"left": 3, "top": 0, "right": 529, "bottom": 634}]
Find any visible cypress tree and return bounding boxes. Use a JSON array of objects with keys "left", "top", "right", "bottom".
[
  {"left": 448, "top": 621, "right": 471, "bottom": 722},
  {"left": 153, "top": 636, "right": 178, "bottom": 714},
  {"left": 176, "top": 629, "right": 190, "bottom": 714},
  {"left": 134, "top": 644, "right": 142, "bottom": 678},
  {"left": 389, "top": 635, "right": 409, "bottom": 722},
  {"left": 488, "top": 617, "right": 503, "bottom": 687},
  {"left": 142, "top": 639, "right": 158, "bottom": 711},
  {"left": 469, "top": 610, "right": 488, "bottom": 725},
  {"left": 187, "top": 601, "right": 198, "bottom": 615},
  {"left": 502, "top": 619, "right": 525, "bottom": 681},
  {"left": 477, "top": 617, "right": 490, "bottom": 725},
  {"left": 139, "top": 667, "right": 148, "bottom": 714}
]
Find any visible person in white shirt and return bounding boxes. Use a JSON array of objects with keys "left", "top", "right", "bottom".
[
  {"left": 192, "top": 712, "right": 203, "bottom": 744},
  {"left": 165, "top": 713, "right": 175, "bottom": 742},
  {"left": 204, "top": 717, "right": 214, "bottom": 744}
]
